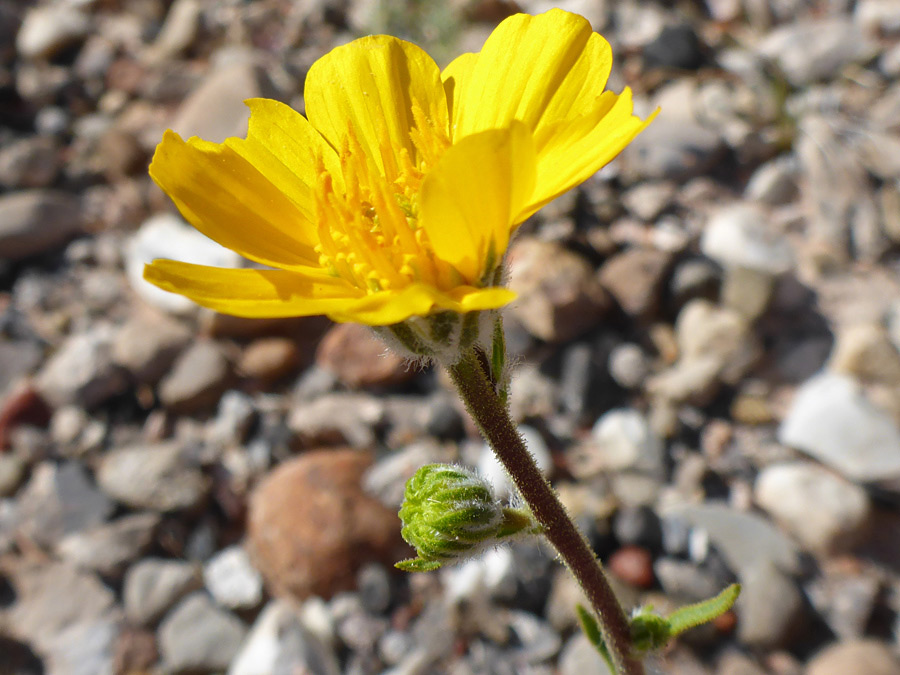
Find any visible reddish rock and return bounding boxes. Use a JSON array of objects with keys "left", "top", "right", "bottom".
[
  {"left": 0, "top": 382, "right": 51, "bottom": 450},
  {"left": 316, "top": 323, "right": 415, "bottom": 389},
  {"left": 247, "top": 449, "right": 404, "bottom": 600},
  {"left": 238, "top": 337, "right": 301, "bottom": 382},
  {"left": 609, "top": 545, "right": 655, "bottom": 589}
]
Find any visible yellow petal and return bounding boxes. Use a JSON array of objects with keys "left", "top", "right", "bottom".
[
  {"left": 420, "top": 124, "right": 536, "bottom": 284},
  {"left": 144, "top": 259, "right": 362, "bottom": 318},
  {"left": 441, "top": 51, "right": 477, "bottom": 136},
  {"left": 441, "top": 9, "right": 612, "bottom": 141},
  {"left": 304, "top": 35, "right": 449, "bottom": 181},
  {"left": 520, "top": 89, "right": 657, "bottom": 221},
  {"left": 225, "top": 98, "right": 343, "bottom": 218},
  {"left": 150, "top": 130, "right": 321, "bottom": 270},
  {"left": 326, "top": 283, "right": 516, "bottom": 325}
]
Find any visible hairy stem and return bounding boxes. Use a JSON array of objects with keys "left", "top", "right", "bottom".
[{"left": 446, "top": 350, "right": 644, "bottom": 675}]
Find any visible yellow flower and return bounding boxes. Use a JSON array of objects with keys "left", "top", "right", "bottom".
[{"left": 144, "top": 9, "right": 653, "bottom": 327}]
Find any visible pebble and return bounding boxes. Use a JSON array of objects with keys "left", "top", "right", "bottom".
[
  {"left": 203, "top": 545, "right": 264, "bottom": 611},
  {"left": 16, "top": 5, "right": 90, "bottom": 60},
  {"left": 754, "top": 461, "right": 871, "bottom": 555},
  {"left": 737, "top": 562, "right": 806, "bottom": 648},
  {"left": 228, "top": 599, "right": 341, "bottom": 675},
  {"left": 0, "top": 190, "right": 84, "bottom": 261},
  {"left": 316, "top": 322, "right": 415, "bottom": 389},
  {"left": 828, "top": 322, "right": 900, "bottom": 387},
  {"left": 287, "top": 392, "right": 385, "bottom": 448},
  {"left": 97, "top": 441, "right": 209, "bottom": 512},
  {"left": 237, "top": 337, "right": 302, "bottom": 382},
  {"left": 507, "top": 237, "right": 611, "bottom": 343},
  {"left": 125, "top": 213, "right": 243, "bottom": 314},
  {"left": 477, "top": 424, "right": 551, "bottom": 499},
  {"left": 608, "top": 343, "right": 650, "bottom": 390},
  {"left": 654, "top": 557, "right": 727, "bottom": 601},
  {"left": 675, "top": 299, "right": 760, "bottom": 385},
  {"left": 806, "top": 639, "right": 900, "bottom": 675},
  {"left": 0, "top": 453, "right": 25, "bottom": 496},
  {"left": 247, "top": 449, "right": 403, "bottom": 600},
  {"left": 643, "top": 23, "right": 706, "bottom": 70},
  {"left": 700, "top": 204, "right": 793, "bottom": 276},
  {"left": 57, "top": 512, "right": 161, "bottom": 577},
  {"left": 0, "top": 136, "right": 59, "bottom": 189},
  {"left": 744, "top": 156, "right": 801, "bottom": 205},
  {"left": 170, "top": 62, "right": 276, "bottom": 143},
  {"left": 597, "top": 247, "right": 671, "bottom": 321},
  {"left": 124, "top": 558, "right": 202, "bottom": 627},
  {"left": 111, "top": 311, "right": 191, "bottom": 385},
  {"left": 14, "top": 461, "right": 114, "bottom": 549},
  {"left": 158, "top": 592, "right": 248, "bottom": 673},
  {"left": 143, "top": 0, "right": 202, "bottom": 63},
  {"left": 557, "top": 634, "right": 614, "bottom": 675},
  {"left": 583, "top": 408, "right": 665, "bottom": 476},
  {"left": 807, "top": 565, "right": 881, "bottom": 640},
  {"left": 608, "top": 545, "right": 655, "bottom": 588},
  {"left": 158, "top": 339, "right": 232, "bottom": 413},
  {"left": 778, "top": 373, "right": 900, "bottom": 485}
]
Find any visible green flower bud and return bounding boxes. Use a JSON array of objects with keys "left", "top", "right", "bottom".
[{"left": 396, "top": 463, "right": 537, "bottom": 572}]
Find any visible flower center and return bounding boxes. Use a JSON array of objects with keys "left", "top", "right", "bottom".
[{"left": 314, "top": 102, "right": 457, "bottom": 294}]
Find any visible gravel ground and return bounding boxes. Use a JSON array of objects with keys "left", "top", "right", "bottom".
[{"left": 1, "top": 0, "right": 900, "bottom": 674}]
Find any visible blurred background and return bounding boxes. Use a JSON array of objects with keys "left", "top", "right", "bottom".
[{"left": 1, "top": 0, "right": 900, "bottom": 673}]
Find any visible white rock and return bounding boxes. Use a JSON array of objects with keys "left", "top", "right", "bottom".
[
  {"left": 590, "top": 409, "right": 664, "bottom": 475},
  {"left": 126, "top": 213, "right": 242, "bottom": 313},
  {"left": 444, "top": 547, "right": 517, "bottom": 602},
  {"left": 700, "top": 204, "right": 792, "bottom": 275},
  {"left": 204, "top": 545, "right": 264, "bottom": 610},
  {"left": 755, "top": 462, "right": 871, "bottom": 554},
  {"left": 17, "top": 5, "right": 90, "bottom": 60},
  {"left": 778, "top": 373, "right": 900, "bottom": 484}
]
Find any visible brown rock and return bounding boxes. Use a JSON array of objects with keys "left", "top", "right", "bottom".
[
  {"left": 316, "top": 323, "right": 414, "bottom": 389},
  {"left": 608, "top": 545, "right": 655, "bottom": 589},
  {"left": 247, "top": 449, "right": 404, "bottom": 600},
  {"left": 806, "top": 639, "right": 900, "bottom": 675},
  {"left": 598, "top": 248, "right": 672, "bottom": 321},
  {"left": 157, "top": 340, "right": 232, "bottom": 413},
  {"left": 112, "top": 627, "right": 158, "bottom": 674},
  {"left": 238, "top": 337, "right": 301, "bottom": 382},
  {"left": 507, "top": 237, "right": 611, "bottom": 343}
]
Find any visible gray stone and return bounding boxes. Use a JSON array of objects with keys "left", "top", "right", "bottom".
[
  {"left": 158, "top": 592, "right": 248, "bottom": 673},
  {"left": 608, "top": 343, "right": 650, "bottom": 390},
  {"left": 111, "top": 312, "right": 191, "bottom": 385},
  {"left": 507, "top": 237, "right": 611, "bottom": 343},
  {"left": 737, "top": 562, "right": 806, "bottom": 648},
  {"left": 57, "top": 513, "right": 160, "bottom": 577},
  {"left": 622, "top": 181, "right": 676, "bottom": 221},
  {"left": 126, "top": 213, "right": 242, "bottom": 314},
  {"left": 700, "top": 204, "right": 792, "bottom": 275},
  {"left": 744, "top": 155, "right": 800, "bottom": 205},
  {"left": 287, "top": 392, "right": 385, "bottom": 448},
  {"left": 47, "top": 618, "right": 120, "bottom": 675},
  {"left": 778, "top": 373, "right": 900, "bottom": 484},
  {"left": 807, "top": 569, "right": 881, "bottom": 640},
  {"left": 759, "top": 18, "right": 879, "bottom": 86},
  {"left": 0, "top": 454, "right": 26, "bottom": 497},
  {"left": 143, "top": 0, "right": 202, "bottom": 63},
  {"left": 675, "top": 299, "right": 760, "bottom": 385},
  {"left": 16, "top": 5, "right": 90, "bottom": 60},
  {"left": 721, "top": 266, "right": 776, "bottom": 321},
  {"left": 755, "top": 462, "right": 870, "bottom": 554},
  {"left": 15, "top": 461, "right": 114, "bottom": 549},
  {"left": 97, "top": 442, "right": 209, "bottom": 512},
  {"left": 0, "top": 190, "right": 83, "bottom": 261},
  {"left": 654, "top": 557, "right": 725, "bottom": 601},
  {"left": 124, "top": 558, "right": 202, "bottom": 626},
  {"left": 228, "top": 599, "right": 340, "bottom": 675},
  {"left": 0, "top": 136, "right": 59, "bottom": 189},
  {"left": 35, "top": 324, "right": 129, "bottom": 408},
  {"left": 588, "top": 409, "right": 664, "bottom": 476},
  {"left": 661, "top": 503, "right": 801, "bottom": 578},
  {"left": 558, "top": 634, "right": 613, "bottom": 675},
  {"left": 158, "top": 340, "right": 232, "bottom": 413},
  {"left": 203, "top": 545, "right": 264, "bottom": 611},
  {"left": 170, "top": 62, "right": 276, "bottom": 143}
]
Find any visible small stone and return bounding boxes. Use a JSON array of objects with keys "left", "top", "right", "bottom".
[
  {"left": 721, "top": 266, "right": 776, "bottom": 321},
  {"left": 97, "top": 441, "right": 209, "bottom": 512},
  {"left": 737, "top": 562, "right": 806, "bottom": 649},
  {"left": 124, "top": 558, "right": 202, "bottom": 627},
  {"left": 828, "top": 322, "right": 900, "bottom": 387},
  {"left": 744, "top": 155, "right": 800, "bottom": 205},
  {"left": 807, "top": 564, "right": 881, "bottom": 640},
  {"left": 806, "top": 639, "right": 900, "bottom": 675},
  {"left": 608, "top": 343, "right": 650, "bottom": 390},
  {"left": 238, "top": 337, "right": 302, "bottom": 382},
  {"left": 675, "top": 299, "right": 760, "bottom": 385},
  {"left": 759, "top": 18, "right": 879, "bottom": 86},
  {"left": 316, "top": 323, "right": 414, "bottom": 389},
  {"left": 126, "top": 213, "right": 242, "bottom": 314},
  {"left": 507, "top": 237, "right": 611, "bottom": 343},
  {"left": 856, "top": 0, "right": 900, "bottom": 35},
  {"left": 613, "top": 505, "right": 662, "bottom": 551},
  {"left": 247, "top": 449, "right": 403, "bottom": 600},
  {"left": 16, "top": 5, "right": 90, "bottom": 60},
  {"left": 622, "top": 181, "right": 676, "bottom": 221},
  {"left": 228, "top": 599, "right": 341, "bottom": 675},
  {"left": 558, "top": 634, "right": 613, "bottom": 675},
  {"left": 609, "top": 546, "right": 655, "bottom": 588},
  {"left": 755, "top": 462, "right": 871, "bottom": 555},
  {"left": 585, "top": 408, "right": 665, "bottom": 476},
  {"left": 477, "top": 424, "right": 551, "bottom": 499},
  {"left": 0, "top": 453, "right": 25, "bottom": 496},
  {"left": 158, "top": 592, "right": 247, "bottom": 673},
  {"left": 0, "top": 381, "right": 50, "bottom": 450},
  {"left": 0, "top": 190, "right": 83, "bottom": 261},
  {"left": 654, "top": 557, "right": 726, "bottom": 601},
  {"left": 643, "top": 23, "right": 705, "bottom": 70},
  {"left": 158, "top": 340, "right": 232, "bottom": 413},
  {"left": 287, "top": 392, "right": 385, "bottom": 448},
  {"left": 598, "top": 248, "right": 671, "bottom": 321},
  {"left": 203, "top": 545, "right": 264, "bottom": 611},
  {"left": 111, "top": 311, "right": 191, "bottom": 385},
  {"left": 143, "top": 0, "right": 202, "bottom": 63},
  {"left": 15, "top": 461, "right": 114, "bottom": 549},
  {"left": 0, "top": 136, "right": 59, "bottom": 189},
  {"left": 778, "top": 373, "right": 900, "bottom": 485},
  {"left": 57, "top": 513, "right": 160, "bottom": 577},
  {"left": 170, "top": 62, "right": 276, "bottom": 144},
  {"left": 113, "top": 627, "right": 158, "bottom": 675},
  {"left": 700, "top": 204, "right": 793, "bottom": 275}
]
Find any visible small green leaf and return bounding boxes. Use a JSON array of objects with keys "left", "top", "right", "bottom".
[
  {"left": 666, "top": 583, "right": 741, "bottom": 637},
  {"left": 575, "top": 604, "right": 614, "bottom": 670},
  {"left": 630, "top": 610, "right": 671, "bottom": 652},
  {"left": 395, "top": 558, "right": 443, "bottom": 572}
]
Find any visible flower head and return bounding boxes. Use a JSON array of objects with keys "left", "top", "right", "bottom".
[{"left": 144, "top": 9, "right": 653, "bottom": 329}]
